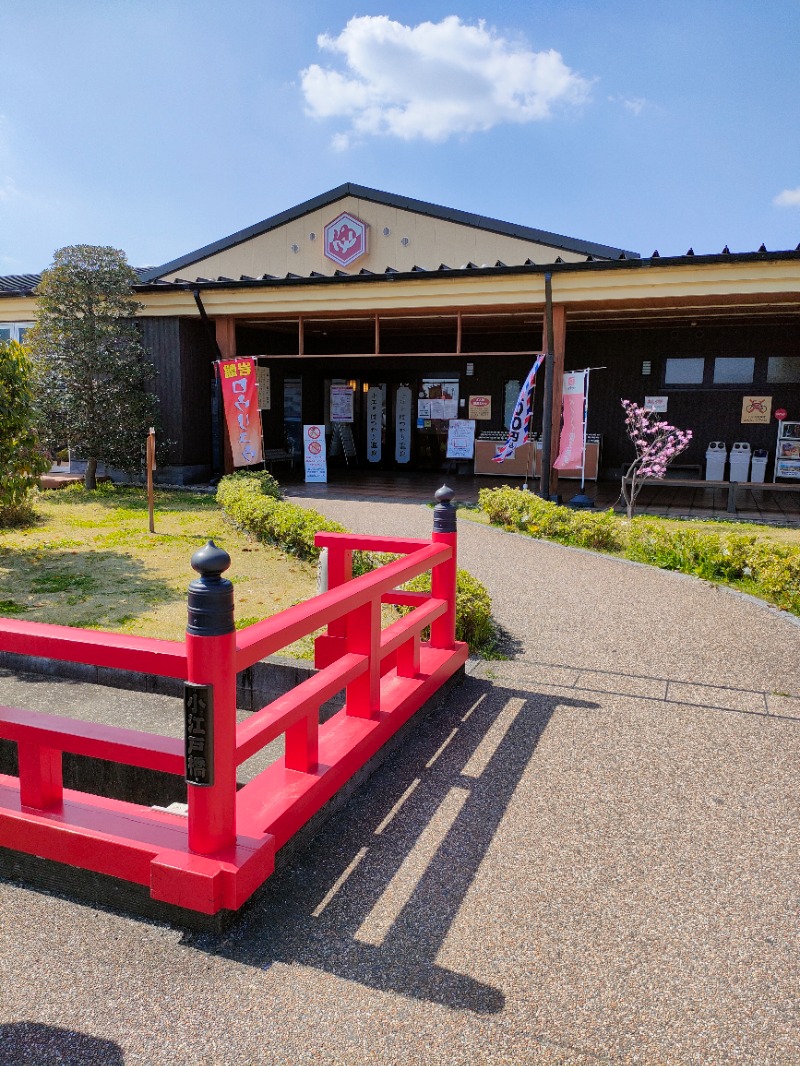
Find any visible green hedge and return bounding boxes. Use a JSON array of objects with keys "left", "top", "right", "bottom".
[
  {"left": 217, "top": 473, "right": 496, "bottom": 650},
  {"left": 479, "top": 484, "right": 800, "bottom": 615},
  {"left": 479, "top": 486, "right": 623, "bottom": 552},
  {"left": 216, "top": 474, "right": 346, "bottom": 560}
]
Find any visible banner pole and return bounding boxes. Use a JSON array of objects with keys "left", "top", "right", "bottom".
[
  {"left": 539, "top": 274, "right": 554, "bottom": 499},
  {"left": 567, "top": 365, "right": 606, "bottom": 509},
  {"left": 580, "top": 369, "right": 589, "bottom": 493}
]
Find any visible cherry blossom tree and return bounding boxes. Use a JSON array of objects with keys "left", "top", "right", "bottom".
[{"left": 621, "top": 400, "right": 693, "bottom": 518}]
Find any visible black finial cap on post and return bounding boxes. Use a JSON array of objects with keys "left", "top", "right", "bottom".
[
  {"left": 433, "top": 484, "right": 457, "bottom": 534},
  {"left": 187, "top": 539, "right": 235, "bottom": 636}
]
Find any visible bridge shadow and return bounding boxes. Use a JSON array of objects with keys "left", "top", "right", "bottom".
[
  {"left": 0, "top": 1023, "right": 125, "bottom": 1065},
  {"left": 185, "top": 676, "right": 599, "bottom": 1014}
]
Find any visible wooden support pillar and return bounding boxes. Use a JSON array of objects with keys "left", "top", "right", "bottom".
[
  {"left": 548, "top": 305, "right": 567, "bottom": 497},
  {"left": 215, "top": 318, "right": 236, "bottom": 474}
]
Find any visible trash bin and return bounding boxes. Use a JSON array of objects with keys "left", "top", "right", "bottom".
[
  {"left": 729, "top": 441, "right": 752, "bottom": 482},
  {"left": 750, "top": 449, "right": 768, "bottom": 483},
  {"left": 705, "top": 442, "right": 727, "bottom": 480}
]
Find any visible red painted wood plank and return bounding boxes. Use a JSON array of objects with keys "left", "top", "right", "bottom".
[
  {"left": 235, "top": 653, "right": 368, "bottom": 764},
  {"left": 315, "top": 532, "right": 429, "bottom": 554},
  {"left": 378, "top": 598, "right": 445, "bottom": 660},
  {"left": 0, "top": 619, "right": 187, "bottom": 679},
  {"left": 0, "top": 705, "right": 184, "bottom": 774}
]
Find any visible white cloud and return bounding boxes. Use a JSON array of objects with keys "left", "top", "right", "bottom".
[
  {"left": 301, "top": 15, "right": 591, "bottom": 144},
  {"left": 774, "top": 187, "right": 800, "bottom": 207},
  {"left": 608, "top": 94, "right": 646, "bottom": 116},
  {"left": 0, "top": 177, "right": 20, "bottom": 202}
]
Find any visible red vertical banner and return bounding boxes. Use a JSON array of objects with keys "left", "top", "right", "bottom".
[
  {"left": 218, "top": 358, "right": 264, "bottom": 467},
  {"left": 554, "top": 371, "right": 586, "bottom": 470}
]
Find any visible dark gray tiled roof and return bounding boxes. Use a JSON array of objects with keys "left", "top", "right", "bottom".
[
  {"left": 2, "top": 247, "right": 798, "bottom": 298},
  {"left": 137, "top": 183, "right": 641, "bottom": 282}
]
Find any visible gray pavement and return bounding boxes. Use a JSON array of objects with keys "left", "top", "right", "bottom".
[{"left": 1, "top": 497, "right": 799, "bottom": 1064}]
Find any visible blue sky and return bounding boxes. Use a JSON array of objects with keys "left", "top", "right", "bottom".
[{"left": 1, "top": 1, "right": 799, "bottom": 272}]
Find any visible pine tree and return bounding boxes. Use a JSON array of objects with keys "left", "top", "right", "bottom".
[{"left": 27, "top": 245, "right": 160, "bottom": 489}]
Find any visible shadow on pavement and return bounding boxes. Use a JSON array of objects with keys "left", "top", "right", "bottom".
[
  {"left": 0, "top": 1023, "right": 125, "bottom": 1065},
  {"left": 185, "top": 676, "right": 599, "bottom": 1014}
]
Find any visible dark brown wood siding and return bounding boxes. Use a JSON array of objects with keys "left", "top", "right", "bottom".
[{"left": 141, "top": 318, "right": 215, "bottom": 465}]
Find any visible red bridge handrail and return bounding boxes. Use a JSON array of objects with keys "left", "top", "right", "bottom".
[
  {"left": 0, "top": 489, "right": 466, "bottom": 916},
  {"left": 0, "top": 618, "right": 187, "bottom": 679},
  {"left": 235, "top": 539, "right": 449, "bottom": 671}
]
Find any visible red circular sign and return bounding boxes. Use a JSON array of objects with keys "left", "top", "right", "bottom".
[
  {"left": 308, "top": 441, "right": 321, "bottom": 455},
  {"left": 307, "top": 426, "right": 321, "bottom": 439},
  {"left": 775, "top": 408, "right": 788, "bottom": 421}
]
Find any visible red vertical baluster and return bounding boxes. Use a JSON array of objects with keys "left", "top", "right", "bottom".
[
  {"left": 185, "top": 541, "right": 237, "bottom": 854},
  {"left": 345, "top": 599, "right": 380, "bottom": 718},
  {"left": 430, "top": 486, "right": 458, "bottom": 650},
  {"left": 314, "top": 542, "right": 352, "bottom": 668},
  {"left": 17, "top": 741, "right": 63, "bottom": 811}
]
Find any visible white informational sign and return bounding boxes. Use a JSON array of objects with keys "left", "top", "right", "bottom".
[
  {"left": 330, "top": 384, "right": 354, "bottom": 423},
  {"left": 644, "top": 396, "right": 668, "bottom": 413},
  {"left": 418, "top": 399, "right": 432, "bottom": 419},
  {"left": 303, "top": 424, "right": 327, "bottom": 482},
  {"left": 395, "top": 385, "right": 412, "bottom": 464},
  {"left": 446, "top": 419, "right": 476, "bottom": 459},
  {"left": 366, "top": 386, "right": 382, "bottom": 463}
]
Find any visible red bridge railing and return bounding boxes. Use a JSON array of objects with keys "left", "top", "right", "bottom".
[{"left": 0, "top": 488, "right": 467, "bottom": 915}]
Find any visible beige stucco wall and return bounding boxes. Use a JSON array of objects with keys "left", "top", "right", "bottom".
[{"left": 156, "top": 196, "right": 592, "bottom": 282}]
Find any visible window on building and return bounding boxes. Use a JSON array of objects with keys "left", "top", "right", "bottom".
[
  {"left": 767, "top": 357, "right": 800, "bottom": 383},
  {"left": 0, "top": 322, "right": 33, "bottom": 344},
  {"left": 664, "top": 358, "right": 705, "bottom": 385},
  {"left": 503, "top": 380, "right": 521, "bottom": 427},
  {"left": 713, "top": 357, "right": 755, "bottom": 384}
]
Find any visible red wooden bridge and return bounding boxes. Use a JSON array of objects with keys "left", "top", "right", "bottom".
[{"left": 0, "top": 490, "right": 467, "bottom": 916}]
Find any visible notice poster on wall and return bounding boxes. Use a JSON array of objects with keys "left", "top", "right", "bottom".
[
  {"left": 303, "top": 424, "right": 327, "bottom": 482},
  {"left": 217, "top": 357, "right": 264, "bottom": 467},
  {"left": 395, "top": 385, "right": 412, "bottom": 463},
  {"left": 330, "top": 384, "right": 354, "bottom": 422},
  {"left": 468, "top": 395, "right": 492, "bottom": 420},
  {"left": 255, "top": 363, "right": 271, "bottom": 410},
  {"left": 741, "top": 396, "right": 772, "bottom": 424},
  {"left": 366, "top": 386, "right": 382, "bottom": 463},
  {"left": 446, "top": 419, "right": 476, "bottom": 459}
]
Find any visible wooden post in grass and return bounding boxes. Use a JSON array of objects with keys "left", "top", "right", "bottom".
[{"left": 146, "top": 427, "right": 156, "bottom": 533}]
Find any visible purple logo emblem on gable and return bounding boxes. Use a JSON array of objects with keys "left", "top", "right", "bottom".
[{"left": 324, "top": 212, "right": 368, "bottom": 267}]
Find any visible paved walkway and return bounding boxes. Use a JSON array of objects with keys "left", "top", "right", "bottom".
[{"left": 1, "top": 497, "right": 799, "bottom": 1064}]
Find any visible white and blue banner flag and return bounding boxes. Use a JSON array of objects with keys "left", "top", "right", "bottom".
[{"left": 492, "top": 354, "right": 545, "bottom": 463}]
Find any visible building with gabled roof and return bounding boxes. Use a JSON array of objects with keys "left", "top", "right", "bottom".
[{"left": 2, "top": 183, "right": 799, "bottom": 486}]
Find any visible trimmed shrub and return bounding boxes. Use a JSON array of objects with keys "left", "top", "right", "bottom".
[
  {"left": 399, "top": 569, "right": 494, "bottom": 650},
  {"left": 216, "top": 474, "right": 345, "bottom": 560},
  {"left": 478, "top": 486, "right": 623, "bottom": 552},
  {"left": 478, "top": 482, "right": 800, "bottom": 617}
]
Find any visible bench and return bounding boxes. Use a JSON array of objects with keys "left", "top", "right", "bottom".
[
  {"left": 628, "top": 477, "right": 800, "bottom": 515},
  {"left": 262, "top": 448, "right": 295, "bottom": 473}
]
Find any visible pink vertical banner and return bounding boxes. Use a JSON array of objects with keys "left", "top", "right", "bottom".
[
  {"left": 554, "top": 371, "right": 586, "bottom": 470},
  {"left": 218, "top": 357, "right": 264, "bottom": 467}
]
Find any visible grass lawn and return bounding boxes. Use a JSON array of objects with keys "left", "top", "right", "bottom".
[{"left": 0, "top": 486, "right": 317, "bottom": 649}]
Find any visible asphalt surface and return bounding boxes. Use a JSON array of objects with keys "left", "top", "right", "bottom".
[{"left": 1, "top": 496, "right": 799, "bottom": 1065}]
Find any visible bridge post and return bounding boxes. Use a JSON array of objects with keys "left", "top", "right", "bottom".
[
  {"left": 430, "top": 485, "right": 457, "bottom": 650},
  {"left": 185, "top": 540, "right": 237, "bottom": 854}
]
